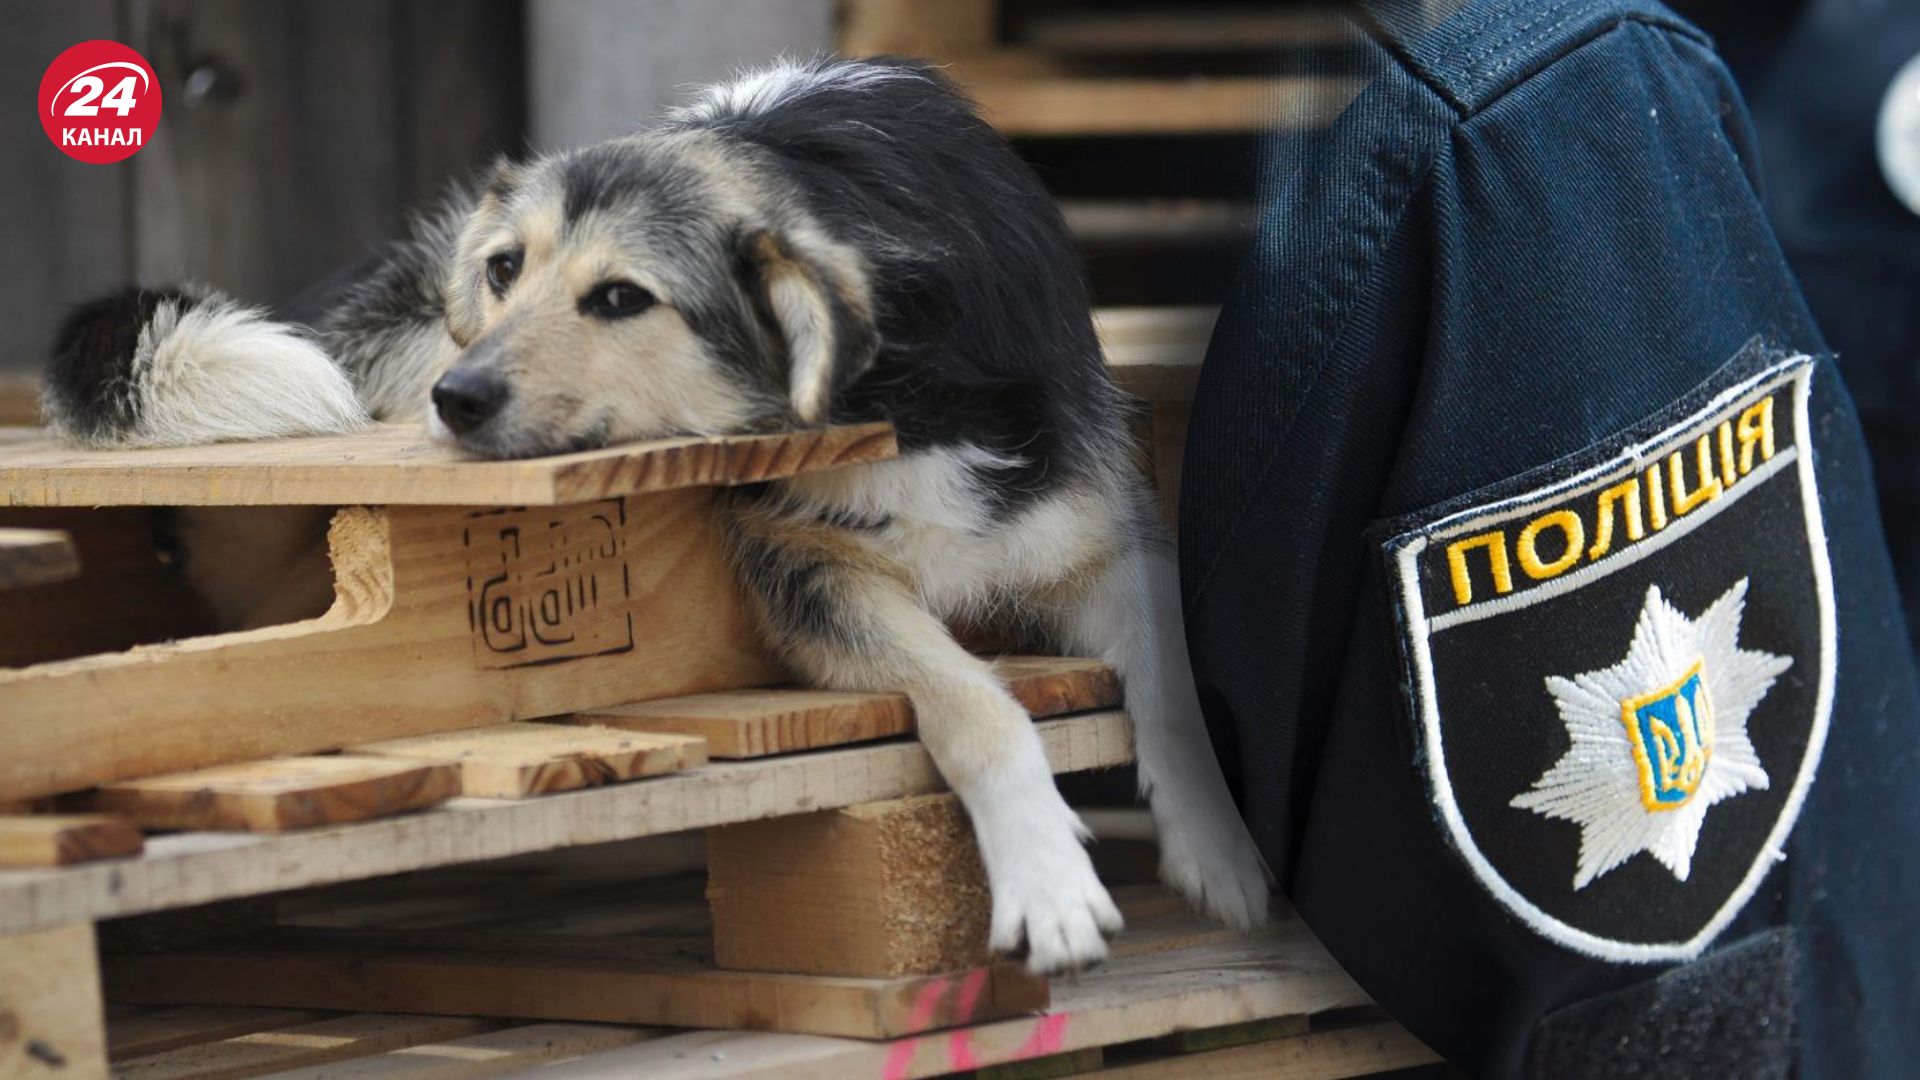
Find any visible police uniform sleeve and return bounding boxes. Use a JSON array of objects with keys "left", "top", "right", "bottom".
[{"left": 1179, "top": 2, "right": 1920, "bottom": 1077}]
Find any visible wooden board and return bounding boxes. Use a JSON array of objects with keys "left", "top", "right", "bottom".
[
  {"left": 585, "top": 657, "right": 1120, "bottom": 759},
  {"left": 257, "top": 1023, "right": 658, "bottom": 1080},
  {"left": 0, "top": 712, "right": 1132, "bottom": 936},
  {"left": 112, "top": 1015, "right": 503, "bottom": 1080},
  {"left": 1019, "top": 9, "right": 1360, "bottom": 53},
  {"left": 708, "top": 794, "right": 991, "bottom": 978},
  {"left": 1082, "top": 1022, "right": 1436, "bottom": 1079},
  {"left": 0, "top": 422, "right": 895, "bottom": 507},
  {"left": 81, "top": 756, "right": 460, "bottom": 833},
  {"left": 0, "top": 527, "right": 79, "bottom": 590},
  {"left": 969, "top": 76, "right": 1360, "bottom": 137},
  {"left": 1097, "top": 306, "right": 1215, "bottom": 404},
  {"left": 107, "top": 1006, "right": 334, "bottom": 1061},
  {"left": 0, "top": 815, "right": 143, "bottom": 867},
  {"left": 521, "top": 910, "right": 1376, "bottom": 1080},
  {"left": 0, "top": 490, "right": 780, "bottom": 802},
  {"left": 0, "top": 923, "right": 107, "bottom": 1079},
  {"left": 353, "top": 723, "right": 707, "bottom": 799},
  {"left": 104, "top": 933, "right": 1047, "bottom": 1041}
]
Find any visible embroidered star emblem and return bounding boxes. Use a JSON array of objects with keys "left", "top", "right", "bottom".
[{"left": 1511, "top": 579, "right": 1791, "bottom": 889}]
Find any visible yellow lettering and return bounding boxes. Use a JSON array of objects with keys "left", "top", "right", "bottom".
[
  {"left": 1587, "top": 478, "right": 1645, "bottom": 559},
  {"left": 1736, "top": 395, "right": 1776, "bottom": 475},
  {"left": 1517, "top": 509, "right": 1585, "bottom": 580},
  {"left": 1446, "top": 531, "right": 1513, "bottom": 606},
  {"left": 1646, "top": 463, "right": 1668, "bottom": 531},
  {"left": 1717, "top": 419, "right": 1738, "bottom": 488},
  {"left": 1668, "top": 435, "right": 1723, "bottom": 517}
]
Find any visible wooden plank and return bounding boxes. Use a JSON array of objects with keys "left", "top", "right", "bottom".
[
  {"left": 838, "top": 0, "right": 995, "bottom": 57},
  {"left": 969, "top": 75, "right": 1360, "bottom": 137},
  {"left": 112, "top": 1015, "right": 503, "bottom": 1080},
  {"left": 522, "top": 912, "right": 1375, "bottom": 1080},
  {"left": 0, "top": 527, "right": 78, "bottom": 590},
  {"left": 260, "top": 1023, "right": 656, "bottom": 1080},
  {"left": 0, "top": 815, "right": 142, "bottom": 867},
  {"left": 1019, "top": 9, "right": 1359, "bottom": 53},
  {"left": 709, "top": 794, "right": 990, "bottom": 978},
  {"left": 979, "top": 1048, "right": 1104, "bottom": 1080},
  {"left": 107, "top": 1006, "right": 335, "bottom": 1061},
  {"left": 0, "top": 924, "right": 107, "bottom": 1079},
  {"left": 585, "top": 657, "right": 1119, "bottom": 759},
  {"left": 81, "top": 757, "right": 459, "bottom": 833},
  {"left": 353, "top": 723, "right": 707, "bottom": 799},
  {"left": 104, "top": 936, "right": 1047, "bottom": 1041},
  {"left": 1062, "top": 200, "right": 1255, "bottom": 247},
  {"left": 0, "top": 377, "right": 39, "bottom": 426},
  {"left": 0, "top": 491, "right": 781, "bottom": 802},
  {"left": 1098, "top": 306, "right": 1215, "bottom": 404},
  {"left": 1082, "top": 1022, "right": 1437, "bottom": 1079},
  {"left": 0, "top": 422, "right": 895, "bottom": 508},
  {"left": 0, "top": 712, "right": 1132, "bottom": 935}
]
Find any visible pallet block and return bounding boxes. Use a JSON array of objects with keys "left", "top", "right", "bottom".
[
  {"left": 585, "top": 657, "right": 1120, "bottom": 759},
  {"left": 0, "top": 814, "right": 143, "bottom": 867},
  {"left": 708, "top": 793, "right": 991, "bottom": 978},
  {"left": 0, "top": 923, "right": 108, "bottom": 1080},
  {"left": 353, "top": 722, "right": 708, "bottom": 798},
  {"left": 102, "top": 930, "right": 1047, "bottom": 1040},
  {"left": 80, "top": 756, "right": 460, "bottom": 833}
]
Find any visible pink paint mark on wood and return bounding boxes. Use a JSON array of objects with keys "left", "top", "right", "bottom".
[
  {"left": 953, "top": 968, "right": 990, "bottom": 1018},
  {"left": 1014, "top": 1013, "right": 1071, "bottom": 1060},
  {"left": 948, "top": 1030, "right": 980, "bottom": 1072},
  {"left": 880, "top": 976, "right": 954, "bottom": 1080}
]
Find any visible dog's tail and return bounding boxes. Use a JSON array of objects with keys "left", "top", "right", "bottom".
[{"left": 40, "top": 285, "right": 369, "bottom": 448}]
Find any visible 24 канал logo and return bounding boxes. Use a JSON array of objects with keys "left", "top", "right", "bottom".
[{"left": 39, "top": 40, "right": 162, "bottom": 164}]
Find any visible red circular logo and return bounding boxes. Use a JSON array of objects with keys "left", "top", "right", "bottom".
[{"left": 39, "top": 40, "right": 162, "bottom": 165}]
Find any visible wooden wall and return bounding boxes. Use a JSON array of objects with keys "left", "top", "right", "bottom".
[{"left": 0, "top": 0, "right": 524, "bottom": 373}]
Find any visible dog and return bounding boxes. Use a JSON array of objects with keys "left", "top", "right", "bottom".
[{"left": 41, "top": 57, "right": 1270, "bottom": 973}]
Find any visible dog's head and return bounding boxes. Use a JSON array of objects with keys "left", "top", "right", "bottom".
[{"left": 434, "top": 136, "right": 878, "bottom": 458}]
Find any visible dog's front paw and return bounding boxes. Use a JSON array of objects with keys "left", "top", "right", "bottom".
[
  {"left": 983, "top": 819, "right": 1124, "bottom": 975},
  {"left": 1156, "top": 810, "right": 1272, "bottom": 932}
]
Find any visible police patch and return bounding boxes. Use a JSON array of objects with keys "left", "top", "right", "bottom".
[{"left": 1387, "top": 348, "right": 1835, "bottom": 964}]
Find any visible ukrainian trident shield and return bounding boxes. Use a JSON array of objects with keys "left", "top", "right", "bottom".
[{"left": 1387, "top": 349, "right": 1835, "bottom": 963}]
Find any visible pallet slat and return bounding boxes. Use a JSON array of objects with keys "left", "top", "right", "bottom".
[
  {"left": 81, "top": 757, "right": 460, "bottom": 833},
  {"left": 584, "top": 657, "right": 1119, "bottom": 759},
  {"left": 104, "top": 936, "right": 1047, "bottom": 1041},
  {"left": 969, "top": 75, "right": 1360, "bottom": 137},
  {"left": 0, "top": 712, "right": 1133, "bottom": 936},
  {"left": 0, "top": 527, "right": 79, "bottom": 590},
  {"left": 1083, "top": 1022, "right": 1437, "bottom": 1079},
  {"left": 258, "top": 1023, "right": 658, "bottom": 1080},
  {"left": 353, "top": 723, "right": 707, "bottom": 799},
  {"left": 0, "top": 422, "right": 896, "bottom": 508},
  {"left": 526, "top": 911, "right": 1378, "bottom": 1080},
  {"left": 112, "top": 1015, "right": 504, "bottom": 1080},
  {"left": 0, "top": 814, "right": 143, "bottom": 867},
  {"left": 107, "top": 1006, "right": 335, "bottom": 1062}
]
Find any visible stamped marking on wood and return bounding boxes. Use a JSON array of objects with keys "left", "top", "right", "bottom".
[{"left": 463, "top": 500, "right": 635, "bottom": 668}]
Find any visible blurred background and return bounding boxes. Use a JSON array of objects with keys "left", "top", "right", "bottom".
[{"left": 2, "top": 0, "right": 1914, "bottom": 630}]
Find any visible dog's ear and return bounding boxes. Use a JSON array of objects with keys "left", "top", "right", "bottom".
[
  {"left": 737, "top": 228, "right": 878, "bottom": 424},
  {"left": 446, "top": 154, "right": 530, "bottom": 349}
]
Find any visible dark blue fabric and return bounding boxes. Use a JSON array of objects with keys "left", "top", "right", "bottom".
[
  {"left": 1677, "top": 0, "right": 1920, "bottom": 651},
  {"left": 1181, "top": 2, "right": 1920, "bottom": 1075}
]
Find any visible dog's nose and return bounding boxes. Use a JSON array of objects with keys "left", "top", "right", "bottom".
[{"left": 431, "top": 370, "right": 509, "bottom": 435}]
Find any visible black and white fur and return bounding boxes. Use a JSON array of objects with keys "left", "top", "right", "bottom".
[{"left": 43, "top": 57, "right": 1269, "bottom": 972}]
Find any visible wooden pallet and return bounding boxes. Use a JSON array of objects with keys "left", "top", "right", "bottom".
[{"left": 95, "top": 851, "right": 1436, "bottom": 1080}]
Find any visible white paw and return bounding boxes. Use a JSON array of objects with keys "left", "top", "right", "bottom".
[
  {"left": 1156, "top": 806, "right": 1273, "bottom": 932},
  {"left": 984, "top": 820, "right": 1124, "bottom": 975}
]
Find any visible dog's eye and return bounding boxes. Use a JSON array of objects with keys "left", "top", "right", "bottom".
[
  {"left": 582, "top": 280, "right": 656, "bottom": 320},
  {"left": 484, "top": 251, "right": 521, "bottom": 297}
]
